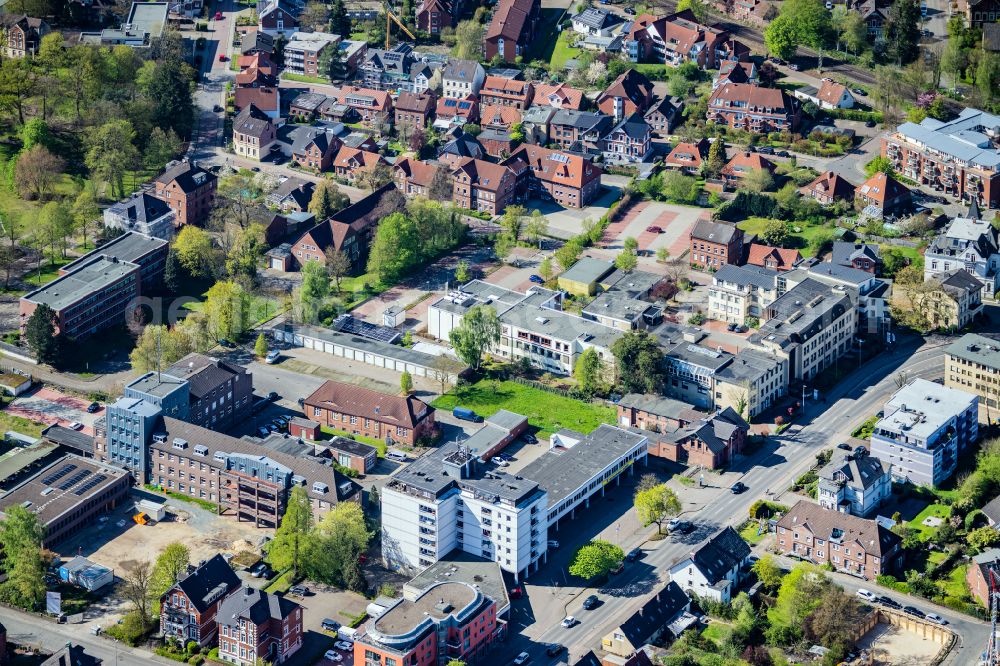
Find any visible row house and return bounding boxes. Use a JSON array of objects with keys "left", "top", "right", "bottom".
[
  {"left": 161, "top": 555, "right": 242, "bottom": 647},
  {"left": 152, "top": 160, "right": 217, "bottom": 228},
  {"left": 966, "top": 0, "right": 1000, "bottom": 27},
  {"left": 503, "top": 144, "right": 603, "bottom": 209},
  {"left": 335, "top": 86, "right": 394, "bottom": 125},
  {"left": 532, "top": 83, "right": 585, "bottom": 110},
  {"left": 234, "top": 85, "right": 280, "bottom": 120},
  {"left": 714, "top": 61, "right": 757, "bottom": 89},
  {"left": 644, "top": 96, "right": 684, "bottom": 134},
  {"left": 479, "top": 76, "right": 534, "bottom": 109},
  {"left": 746, "top": 244, "right": 800, "bottom": 272},
  {"left": 707, "top": 82, "right": 800, "bottom": 133},
  {"left": 218, "top": 588, "right": 303, "bottom": 665},
  {"left": 395, "top": 91, "right": 436, "bottom": 130},
  {"left": 596, "top": 69, "right": 656, "bottom": 121},
  {"left": 438, "top": 131, "right": 485, "bottom": 165},
  {"left": 435, "top": 94, "right": 479, "bottom": 131},
  {"left": 291, "top": 129, "right": 341, "bottom": 172},
  {"left": 521, "top": 105, "right": 557, "bottom": 145},
  {"left": 481, "top": 104, "right": 523, "bottom": 131},
  {"left": 303, "top": 380, "right": 436, "bottom": 446},
  {"left": 233, "top": 104, "right": 276, "bottom": 161},
  {"left": 451, "top": 158, "right": 518, "bottom": 215},
  {"left": 776, "top": 500, "right": 903, "bottom": 581},
  {"left": 483, "top": 0, "right": 540, "bottom": 62},
  {"left": 882, "top": 108, "right": 1000, "bottom": 209}
]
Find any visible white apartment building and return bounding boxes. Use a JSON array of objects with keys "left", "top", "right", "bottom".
[
  {"left": 708, "top": 264, "right": 779, "bottom": 324},
  {"left": 924, "top": 214, "right": 1000, "bottom": 298},
  {"left": 787, "top": 262, "right": 893, "bottom": 338},
  {"left": 442, "top": 59, "right": 485, "bottom": 99},
  {"left": 817, "top": 451, "right": 892, "bottom": 517}
]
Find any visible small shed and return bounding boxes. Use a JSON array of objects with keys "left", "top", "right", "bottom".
[
  {"left": 266, "top": 243, "right": 293, "bottom": 271},
  {"left": 58, "top": 556, "right": 114, "bottom": 591},
  {"left": 289, "top": 417, "right": 320, "bottom": 441},
  {"left": 383, "top": 305, "right": 405, "bottom": 328},
  {"left": 135, "top": 498, "right": 166, "bottom": 521},
  {"left": 0, "top": 373, "right": 31, "bottom": 396}
]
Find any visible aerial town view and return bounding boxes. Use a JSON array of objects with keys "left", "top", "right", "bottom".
[{"left": 0, "top": 0, "right": 999, "bottom": 662}]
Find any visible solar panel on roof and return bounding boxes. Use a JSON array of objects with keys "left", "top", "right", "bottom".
[
  {"left": 41, "top": 464, "right": 77, "bottom": 486},
  {"left": 330, "top": 315, "right": 401, "bottom": 344},
  {"left": 57, "top": 469, "right": 91, "bottom": 491},
  {"left": 73, "top": 474, "right": 108, "bottom": 496}
]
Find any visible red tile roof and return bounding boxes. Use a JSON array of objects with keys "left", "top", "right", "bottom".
[
  {"left": 394, "top": 157, "right": 440, "bottom": 188},
  {"left": 721, "top": 151, "right": 776, "bottom": 178},
  {"left": 857, "top": 172, "right": 909, "bottom": 207},
  {"left": 303, "top": 380, "right": 433, "bottom": 428},
  {"left": 532, "top": 83, "right": 585, "bottom": 110},
  {"left": 816, "top": 79, "right": 849, "bottom": 107},
  {"left": 746, "top": 243, "right": 800, "bottom": 271},
  {"left": 664, "top": 139, "right": 709, "bottom": 169},
  {"left": 333, "top": 147, "right": 385, "bottom": 171},
  {"left": 504, "top": 144, "right": 600, "bottom": 189},
  {"left": 486, "top": 0, "right": 534, "bottom": 41},
  {"left": 452, "top": 157, "right": 514, "bottom": 193},
  {"left": 234, "top": 86, "right": 279, "bottom": 113},
  {"left": 799, "top": 171, "right": 856, "bottom": 202},
  {"left": 709, "top": 82, "right": 791, "bottom": 111},
  {"left": 480, "top": 104, "right": 523, "bottom": 128}
]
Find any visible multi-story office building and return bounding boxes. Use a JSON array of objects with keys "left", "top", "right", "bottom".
[
  {"left": 58, "top": 231, "right": 168, "bottom": 294},
  {"left": 945, "top": 333, "right": 1000, "bottom": 415},
  {"left": 165, "top": 353, "right": 253, "bottom": 432},
  {"left": 748, "top": 279, "right": 856, "bottom": 384},
  {"left": 882, "top": 108, "right": 1000, "bottom": 209},
  {"left": 783, "top": 262, "right": 892, "bottom": 338},
  {"left": 817, "top": 451, "right": 892, "bottom": 517},
  {"left": 664, "top": 342, "right": 734, "bottom": 409},
  {"left": 355, "top": 581, "right": 500, "bottom": 666},
  {"left": 714, "top": 349, "right": 787, "bottom": 420},
  {"left": 870, "top": 378, "right": 979, "bottom": 487}
]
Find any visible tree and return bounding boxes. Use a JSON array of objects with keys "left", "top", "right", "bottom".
[
  {"left": 429, "top": 167, "right": 454, "bottom": 202},
  {"left": 174, "top": 226, "right": 218, "bottom": 278},
  {"left": 611, "top": 331, "right": 666, "bottom": 394},
  {"left": 742, "top": 169, "right": 775, "bottom": 193},
  {"left": 765, "top": 14, "right": 798, "bottom": 60},
  {"left": 299, "top": 259, "right": 330, "bottom": 323},
  {"left": 150, "top": 543, "right": 190, "bottom": 610},
  {"left": 163, "top": 250, "right": 184, "bottom": 293},
  {"left": 300, "top": 0, "right": 331, "bottom": 29},
  {"left": 305, "top": 502, "right": 372, "bottom": 591},
  {"left": 803, "top": 587, "right": 865, "bottom": 651},
  {"left": 310, "top": 180, "right": 347, "bottom": 219},
  {"left": 568, "top": 540, "right": 624, "bottom": 579},
  {"left": 0, "top": 505, "right": 45, "bottom": 611},
  {"left": 72, "top": 187, "right": 101, "bottom": 249},
  {"left": 977, "top": 51, "right": 1000, "bottom": 104},
  {"left": 268, "top": 486, "right": 313, "bottom": 579},
  {"left": 85, "top": 120, "right": 140, "bottom": 199},
  {"left": 500, "top": 205, "right": 525, "bottom": 242},
  {"left": 704, "top": 139, "right": 726, "bottom": 178},
  {"left": 254, "top": 332, "right": 268, "bottom": 359},
  {"left": 362, "top": 162, "right": 393, "bottom": 192},
  {"left": 24, "top": 303, "right": 60, "bottom": 365},
  {"left": 969, "top": 526, "right": 1000, "bottom": 552},
  {"left": 761, "top": 220, "right": 791, "bottom": 247},
  {"left": 367, "top": 212, "right": 418, "bottom": 283},
  {"left": 144, "top": 127, "right": 182, "bottom": 171},
  {"left": 39, "top": 201, "right": 73, "bottom": 259},
  {"left": 555, "top": 240, "right": 584, "bottom": 271},
  {"left": 633, "top": 483, "right": 681, "bottom": 534},
  {"left": 885, "top": 0, "right": 920, "bottom": 65},
  {"left": 214, "top": 172, "right": 267, "bottom": 230},
  {"left": 524, "top": 210, "right": 547, "bottom": 246},
  {"left": 880, "top": 247, "right": 908, "bottom": 277},
  {"left": 662, "top": 172, "right": 701, "bottom": 204},
  {"left": 865, "top": 156, "right": 896, "bottom": 178},
  {"left": 0, "top": 58, "right": 37, "bottom": 126},
  {"left": 400, "top": 370, "right": 413, "bottom": 395},
  {"left": 330, "top": 0, "right": 351, "bottom": 36},
  {"left": 574, "top": 347, "right": 603, "bottom": 396},
  {"left": 455, "top": 259, "right": 471, "bottom": 284},
  {"left": 121, "top": 560, "right": 154, "bottom": 626},
  {"left": 14, "top": 145, "right": 65, "bottom": 200},
  {"left": 752, "top": 554, "right": 784, "bottom": 591},
  {"left": 615, "top": 249, "right": 638, "bottom": 272},
  {"left": 20, "top": 119, "right": 52, "bottom": 152},
  {"left": 129, "top": 324, "right": 194, "bottom": 372},
  {"left": 539, "top": 257, "right": 554, "bottom": 281},
  {"left": 226, "top": 223, "right": 266, "bottom": 286},
  {"left": 453, "top": 19, "right": 485, "bottom": 60},
  {"left": 148, "top": 58, "right": 195, "bottom": 139},
  {"left": 204, "top": 281, "right": 252, "bottom": 341},
  {"left": 449, "top": 304, "right": 500, "bottom": 371},
  {"left": 766, "top": 562, "right": 828, "bottom": 645},
  {"left": 325, "top": 248, "right": 351, "bottom": 294},
  {"left": 839, "top": 9, "right": 867, "bottom": 54}
]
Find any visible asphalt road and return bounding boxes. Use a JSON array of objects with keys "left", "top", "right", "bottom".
[{"left": 487, "top": 334, "right": 990, "bottom": 666}]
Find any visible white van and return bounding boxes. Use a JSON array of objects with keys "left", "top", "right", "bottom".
[{"left": 386, "top": 451, "right": 408, "bottom": 462}]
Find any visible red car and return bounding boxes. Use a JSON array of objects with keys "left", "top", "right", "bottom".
[
  {"left": 646, "top": 225, "right": 663, "bottom": 233},
  {"left": 218, "top": 54, "right": 227, "bottom": 62},
  {"left": 214, "top": 10, "right": 223, "bottom": 19}
]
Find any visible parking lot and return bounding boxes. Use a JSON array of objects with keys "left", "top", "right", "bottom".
[
  {"left": 9, "top": 387, "right": 103, "bottom": 436},
  {"left": 286, "top": 583, "right": 368, "bottom": 666}
]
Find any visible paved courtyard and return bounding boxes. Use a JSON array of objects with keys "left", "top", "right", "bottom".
[{"left": 9, "top": 387, "right": 103, "bottom": 436}]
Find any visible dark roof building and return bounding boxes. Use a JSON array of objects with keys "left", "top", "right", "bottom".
[
  {"left": 600, "top": 582, "right": 691, "bottom": 657},
  {"left": 667, "top": 526, "right": 750, "bottom": 602},
  {"left": 40, "top": 644, "right": 103, "bottom": 666}
]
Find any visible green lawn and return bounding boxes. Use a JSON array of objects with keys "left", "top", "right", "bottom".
[
  {"left": 282, "top": 72, "right": 331, "bottom": 85},
  {"left": 737, "top": 217, "right": 833, "bottom": 258},
  {"left": 739, "top": 519, "right": 768, "bottom": 545},
  {"left": 941, "top": 563, "right": 969, "bottom": 599},
  {"left": 909, "top": 502, "right": 951, "bottom": 541},
  {"left": 321, "top": 426, "right": 387, "bottom": 456},
  {"left": 0, "top": 409, "right": 46, "bottom": 438},
  {"left": 549, "top": 31, "right": 582, "bottom": 71},
  {"left": 881, "top": 243, "right": 925, "bottom": 268},
  {"left": 431, "top": 379, "right": 616, "bottom": 440},
  {"left": 701, "top": 622, "right": 731, "bottom": 646},
  {"left": 181, "top": 292, "right": 282, "bottom": 326},
  {"left": 23, "top": 255, "right": 76, "bottom": 288}
]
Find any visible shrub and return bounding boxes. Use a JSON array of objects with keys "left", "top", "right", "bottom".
[{"left": 189, "top": 657, "right": 204, "bottom": 666}]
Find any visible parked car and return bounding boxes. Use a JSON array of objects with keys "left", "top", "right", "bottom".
[
  {"left": 513, "top": 652, "right": 530, "bottom": 665},
  {"left": 213, "top": 104, "right": 224, "bottom": 113},
  {"left": 903, "top": 606, "right": 925, "bottom": 618},
  {"left": 321, "top": 618, "right": 341, "bottom": 632},
  {"left": 297, "top": 397, "right": 305, "bottom": 407},
  {"left": 86, "top": 402, "right": 101, "bottom": 413},
  {"left": 624, "top": 5, "right": 635, "bottom": 13},
  {"left": 509, "top": 586, "right": 523, "bottom": 599},
  {"left": 837, "top": 443, "right": 852, "bottom": 451},
  {"left": 776, "top": 150, "right": 790, "bottom": 157},
  {"left": 334, "top": 640, "right": 353, "bottom": 651},
  {"left": 757, "top": 146, "right": 775, "bottom": 154},
  {"left": 453, "top": 407, "right": 484, "bottom": 423},
  {"left": 218, "top": 54, "right": 227, "bottom": 62},
  {"left": 788, "top": 62, "right": 800, "bottom": 70},
  {"left": 267, "top": 391, "right": 279, "bottom": 401},
  {"left": 323, "top": 650, "right": 343, "bottom": 662},
  {"left": 582, "top": 595, "right": 600, "bottom": 610},
  {"left": 646, "top": 225, "right": 663, "bottom": 233},
  {"left": 865, "top": 120, "right": 877, "bottom": 127},
  {"left": 492, "top": 457, "right": 509, "bottom": 467},
  {"left": 547, "top": 539, "right": 560, "bottom": 549},
  {"left": 214, "top": 10, "right": 223, "bottom": 18},
  {"left": 668, "top": 519, "right": 693, "bottom": 534},
  {"left": 925, "top": 613, "right": 948, "bottom": 625},
  {"left": 546, "top": 644, "right": 566, "bottom": 657},
  {"left": 218, "top": 338, "right": 236, "bottom": 348},
  {"left": 523, "top": 433, "right": 538, "bottom": 444},
  {"left": 265, "top": 350, "right": 280, "bottom": 364},
  {"left": 730, "top": 481, "right": 748, "bottom": 494},
  {"left": 250, "top": 563, "right": 269, "bottom": 578},
  {"left": 256, "top": 426, "right": 270, "bottom": 438},
  {"left": 626, "top": 548, "right": 642, "bottom": 562},
  {"left": 561, "top": 616, "right": 578, "bottom": 627},
  {"left": 68, "top": 422, "right": 84, "bottom": 431},
  {"left": 769, "top": 57, "right": 784, "bottom": 65},
  {"left": 856, "top": 589, "right": 877, "bottom": 602},
  {"left": 529, "top": 274, "right": 545, "bottom": 284},
  {"left": 878, "top": 596, "right": 901, "bottom": 609},
  {"left": 852, "top": 88, "right": 867, "bottom": 96},
  {"left": 289, "top": 585, "right": 309, "bottom": 596}
]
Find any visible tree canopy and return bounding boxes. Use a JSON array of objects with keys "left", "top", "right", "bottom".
[{"left": 568, "top": 540, "right": 624, "bottom": 579}]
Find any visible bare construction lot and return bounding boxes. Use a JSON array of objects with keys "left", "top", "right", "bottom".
[{"left": 855, "top": 622, "right": 946, "bottom": 665}]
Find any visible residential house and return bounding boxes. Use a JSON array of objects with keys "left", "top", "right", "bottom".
[
  {"left": 644, "top": 96, "right": 684, "bottom": 135},
  {"left": 240, "top": 30, "right": 273, "bottom": 56},
  {"left": 793, "top": 78, "right": 855, "bottom": 110},
  {"left": 408, "top": 61, "right": 437, "bottom": 94},
  {"left": 968, "top": 548, "right": 1000, "bottom": 607},
  {"left": 707, "top": 83, "right": 800, "bottom": 133},
  {"left": 966, "top": 0, "right": 1000, "bottom": 27},
  {"left": 284, "top": 31, "right": 339, "bottom": 79},
  {"left": 483, "top": 0, "right": 539, "bottom": 62},
  {"left": 479, "top": 76, "right": 533, "bottom": 109},
  {"left": 480, "top": 104, "right": 523, "bottom": 131},
  {"left": 596, "top": 69, "right": 655, "bottom": 120},
  {"left": 892, "top": 268, "right": 984, "bottom": 331},
  {"left": 160, "top": 554, "right": 242, "bottom": 646},
  {"left": 548, "top": 109, "right": 613, "bottom": 155},
  {"left": 667, "top": 527, "right": 750, "bottom": 602},
  {"left": 707, "top": 263, "right": 779, "bottom": 324},
  {"left": 304, "top": 380, "right": 436, "bottom": 446},
  {"left": 266, "top": 177, "right": 315, "bottom": 213},
  {"left": 882, "top": 108, "right": 1000, "bottom": 209},
  {"left": 572, "top": 7, "right": 625, "bottom": 36},
  {"left": 800, "top": 171, "right": 856, "bottom": 205},
  {"left": 152, "top": 160, "right": 217, "bottom": 228},
  {"left": 647, "top": 11, "right": 730, "bottom": 68},
  {"left": 360, "top": 44, "right": 414, "bottom": 91},
  {"left": 438, "top": 130, "right": 485, "bottom": 165},
  {"left": 258, "top": 0, "right": 298, "bottom": 37},
  {"left": 856, "top": 171, "right": 911, "bottom": 215},
  {"left": 600, "top": 582, "right": 691, "bottom": 658},
  {"left": 859, "top": 0, "right": 888, "bottom": 37},
  {"left": 0, "top": 14, "right": 49, "bottom": 57},
  {"left": 393, "top": 157, "right": 442, "bottom": 199},
  {"left": 720, "top": 151, "right": 775, "bottom": 188},
  {"left": 924, "top": 210, "right": 1000, "bottom": 298},
  {"left": 944, "top": 333, "right": 1000, "bottom": 415},
  {"left": 689, "top": 220, "right": 745, "bottom": 269},
  {"left": 871, "top": 377, "right": 979, "bottom": 486},
  {"left": 395, "top": 91, "right": 436, "bottom": 130},
  {"left": 292, "top": 130, "right": 341, "bottom": 172},
  {"left": 417, "top": 0, "right": 456, "bottom": 34},
  {"left": 103, "top": 192, "right": 176, "bottom": 240},
  {"left": 663, "top": 408, "right": 750, "bottom": 469},
  {"left": 817, "top": 450, "right": 892, "bottom": 517},
  {"left": 603, "top": 113, "right": 652, "bottom": 164},
  {"left": 434, "top": 94, "right": 479, "bottom": 131},
  {"left": 503, "top": 144, "right": 603, "bottom": 209},
  {"left": 234, "top": 85, "right": 281, "bottom": 120},
  {"left": 532, "top": 83, "right": 585, "bottom": 110},
  {"left": 442, "top": 59, "right": 485, "bottom": 98},
  {"left": 621, "top": 13, "right": 660, "bottom": 62},
  {"left": 521, "top": 105, "right": 557, "bottom": 145},
  {"left": 831, "top": 242, "right": 881, "bottom": 274},
  {"left": 288, "top": 92, "right": 327, "bottom": 121},
  {"left": 746, "top": 244, "right": 800, "bottom": 272},
  {"left": 334, "top": 86, "right": 394, "bottom": 126},
  {"left": 451, "top": 158, "right": 517, "bottom": 215},
  {"left": 776, "top": 500, "right": 902, "bottom": 580},
  {"left": 664, "top": 139, "right": 709, "bottom": 174},
  {"left": 616, "top": 393, "right": 702, "bottom": 435},
  {"left": 713, "top": 61, "right": 757, "bottom": 89},
  {"left": 331, "top": 147, "right": 387, "bottom": 183},
  {"left": 217, "top": 588, "right": 303, "bottom": 665},
  {"left": 322, "top": 437, "right": 378, "bottom": 474},
  {"left": 233, "top": 104, "right": 276, "bottom": 162}
]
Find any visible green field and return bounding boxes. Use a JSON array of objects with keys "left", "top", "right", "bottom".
[
  {"left": 431, "top": 379, "right": 616, "bottom": 439},
  {"left": 736, "top": 217, "right": 833, "bottom": 258},
  {"left": 0, "top": 409, "right": 46, "bottom": 438},
  {"left": 909, "top": 502, "right": 951, "bottom": 541},
  {"left": 282, "top": 72, "right": 331, "bottom": 85},
  {"left": 549, "top": 31, "right": 582, "bottom": 71},
  {"left": 739, "top": 519, "right": 769, "bottom": 545}
]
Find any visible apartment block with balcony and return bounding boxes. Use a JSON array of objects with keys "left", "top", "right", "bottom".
[
  {"left": 870, "top": 378, "right": 979, "bottom": 487},
  {"left": 882, "top": 108, "right": 1000, "bottom": 209},
  {"left": 707, "top": 264, "right": 779, "bottom": 325},
  {"left": 284, "top": 31, "right": 339, "bottom": 78}
]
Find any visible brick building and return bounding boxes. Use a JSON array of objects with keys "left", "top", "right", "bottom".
[
  {"left": 152, "top": 160, "right": 217, "bottom": 227},
  {"left": 395, "top": 91, "right": 436, "bottom": 130},
  {"left": 393, "top": 157, "right": 442, "bottom": 199},
  {"left": 303, "top": 380, "right": 436, "bottom": 446},
  {"left": 483, "top": 0, "right": 539, "bottom": 62},
  {"left": 451, "top": 157, "right": 518, "bottom": 215},
  {"left": 322, "top": 436, "right": 379, "bottom": 474},
  {"left": 596, "top": 69, "right": 655, "bottom": 120},
  {"left": 161, "top": 554, "right": 242, "bottom": 647},
  {"left": 478, "top": 76, "right": 533, "bottom": 109},
  {"left": 165, "top": 353, "right": 253, "bottom": 432},
  {"left": 662, "top": 408, "right": 749, "bottom": 469},
  {"left": 707, "top": 82, "right": 799, "bottom": 133},
  {"left": 503, "top": 144, "right": 603, "bottom": 209},
  {"left": 688, "top": 219, "right": 745, "bottom": 269},
  {"left": 217, "top": 587, "right": 303, "bottom": 665}
]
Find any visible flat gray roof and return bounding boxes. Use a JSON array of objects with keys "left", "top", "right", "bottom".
[
  {"left": 716, "top": 349, "right": 784, "bottom": 383},
  {"left": 519, "top": 425, "right": 646, "bottom": 506},
  {"left": 127, "top": 372, "right": 187, "bottom": 399},
  {"left": 22, "top": 257, "right": 138, "bottom": 311},
  {"left": 583, "top": 292, "right": 658, "bottom": 322},
  {"left": 60, "top": 232, "right": 167, "bottom": 274},
  {"left": 945, "top": 333, "right": 1000, "bottom": 371},
  {"left": 559, "top": 257, "right": 615, "bottom": 286},
  {"left": 126, "top": 1, "right": 168, "bottom": 38},
  {"left": 403, "top": 552, "right": 510, "bottom": 615}
]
